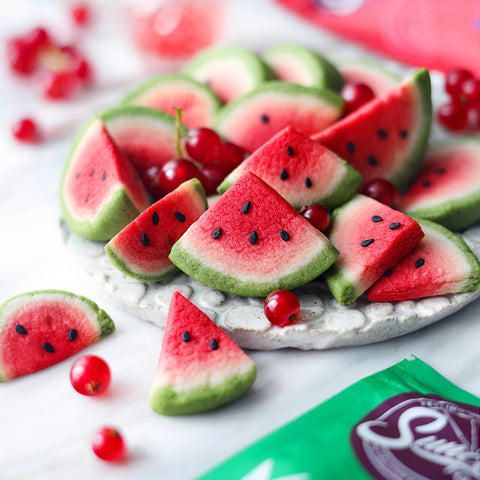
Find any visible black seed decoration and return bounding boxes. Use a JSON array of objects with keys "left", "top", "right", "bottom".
[
  {"left": 389, "top": 222, "right": 401, "bottom": 230},
  {"left": 212, "top": 227, "right": 222, "bottom": 239},
  {"left": 182, "top": 331, "right": 190, "bottom": 342},
  {"left": 305, "top": 177, "right": 312, "bottom": 188},
  {"left": 288, "top": 314, "right": 296, "bottom": 323},
  {"left": 15, "top": 324, "right": 27, "bottom": 335},
  {"left": 68, "top": 329, "right": 78, "bottom": 342},
  {"left": 378, "top": 129, "right": 388, "bottom": 139},
  {"left": 175, "top": 212, "right": 186, "bottom": 222},
  {"left": 90, "top": 169, "right": 95, "bottom": 176},
  {"left": 286, "top": 145, "right": 294, "bottom": 157},
  {"left": 43, "top": 343, "right": 55, "bottom": 353},
  {"left": 347, "top": 141, "right": 355, "bottom": 153},
  {"left": 141, "top": 233, "right": 149, "bottom": 246},
  {"left": 372, "top": 215, "right": 383, "bottom": 223},
  {"left": 85, "top": 196, "right": 89, "bottom": 203},
  {"left": 361, "top": 239, "right": 374, "bottom": 247},
  {"left": 415, "top": 258, "right": 425, "bottom": 268},
  {"left": 261, "top": 114, "right": 269, "bottom": 123},
  {"left": 241, "top": 201, "right": 251, "bottom": 214},
  {"left": 280, "top": 169, "right": 288, "bottom": 181},
  {"left": 152, "top": 212, "right": 159, "bottom": 225},
  {"left": 211, "top": 339, "right": 219, "bottom": 350},
  {"left": 368, "top": 155, "right": 378, "bottom": 166},
  {"left": 435, "top": 167, "right": 446, "bottom": 175},
  {"left": 101, "top": 172, "right": 107, "bottom": 181},
  {"left": 249, "top": 231, "right": 258, "bottom": 244},
  {"left": 76, "top": 172, "right": 81, "bottom": 179},
  {"left": 383, "top": 269, "right": 393, "bottom": 277},
  {"left": 399, "top": 130, "right": 408, "bottom": 138},
  {"left": 280, "top": 230, "right": 290, "bottom": 241},
  {"left": 423, "top": 180, "right": 431, "bottom": 187}
]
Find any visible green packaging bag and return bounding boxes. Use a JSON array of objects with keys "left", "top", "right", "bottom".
[{"left": 198, "top": 356, "right": 480, "bottom": 480}]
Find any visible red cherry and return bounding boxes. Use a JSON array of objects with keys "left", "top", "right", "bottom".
[
  {"left": 341, "top": 82, "right": 375, "bottom": 115},
  {"left": 264, "top": 290, "right": 300, "bottom": 327},
  {"left": 299, "top": 204, "right": 330, "bottom": 233},
  {"left": 445, "top": 68, "right": 473, "bottom": 99},
  {"left": 185, "top": 127, "right": 223, "bottom": 165},
  {"left": 6, "top": 37, "right": 37, "bottom": 75},
  {"left": 467, "top": 105, "right": 480, "bottom": 131},
  {"left": 92, "top": 427, "right": 126, "bottom": 462},
  {"left": 219, "top": 141, "right": 246, "bottom": 170},
  {"left": 436, "top": 101, "right": 468, "bottom": 132},
  {"left": 362, "top": 179, "right": 400, "bottom": 208},
  {"left": 42, "top": 70, "right": 78, "bottom": 100},
  {"left": 71, "top": 3, "right": 92, "bottom": 26},
  {"left": 459, "top": 78, "right": 480, "bottom": 107},
  {"left": 157, "top": 158, "right": 203, "bottom": 195},
  {"left": 70, "top": 355, "right": 111, "bottom": 396},
  {"left": 12, "top": 118, "right": 39, "bottom": 143},
  {"left": 200, "top": 164, "right": 229, "bottom": 195}
]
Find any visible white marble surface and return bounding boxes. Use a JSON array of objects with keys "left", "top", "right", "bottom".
[{"left": 1, "top": 1, "right": 479, "bottom": 479}]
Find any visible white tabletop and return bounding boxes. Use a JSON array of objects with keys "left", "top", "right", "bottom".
[{"left": 1, "top": 1, "right": 479, "bottom": 479}]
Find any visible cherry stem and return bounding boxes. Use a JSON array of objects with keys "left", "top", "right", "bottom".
[{"left": 173, "top": 107, "right": 184, "bottom": 158}]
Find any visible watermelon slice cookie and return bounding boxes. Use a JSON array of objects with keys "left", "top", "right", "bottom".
[
  {"left": 400, "top": 138, "right": 480, "bottom": 231},
  {"left": 0, "top": 290, "right": 115, "bottom": 381},
  {"left": 313, "top": 68, "right": 432, "bottom": 189},
  {"left": 218, "top": 126, "right": 361, "bottom": 210},
  {"left": 368, "top": 219, "right": 480, "bottom": 302},
  {"left": 184, "top": 45, "right": 276, "bottom": 104},
  {"left": 60, "top": 116, "right": 151, "bottom": 241},
  {"left": 99, "top": 105, "right": 187, "bottom": 192},
  {"left": 121, "top": 74, "right": 221, "bottom": 129},
  {"left": 169, "top": 172, "right": 339, "bottom": 297},
  {"left": 150, "top": 291, "right": 256, "bottom": 415},
  {"left": 105, "top": 179, "right": 208, "bottom": 282},
  {"left": 325, "top": 194, "right": 424, "bottom": 305},
  {"left": 214, "top": 81, "right": 344, "bottom": 153},
  {"left": 263, "top": 44, "right": 344, "bottom": 91}
]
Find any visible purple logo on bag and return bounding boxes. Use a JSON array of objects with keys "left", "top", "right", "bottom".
[{"left": 351, "top": 393, "right": 480, "bottom": 480}]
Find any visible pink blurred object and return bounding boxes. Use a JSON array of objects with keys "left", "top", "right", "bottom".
[
  {"left": 128, "top": 0, "right": 224, "bottom": 62},
  {"left": 276, "top": 0, "right": 480, "bottom": 76}
]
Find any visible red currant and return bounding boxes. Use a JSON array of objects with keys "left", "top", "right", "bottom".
[
  {"left": 42, "top": 70, "right": 78, "bottom": 100},
  {"left": 362, "top": 179, "right": 400, "bottom": 208},
  {"left": 12, "top": 118, "right": 39, "bottom": 143},
  {"left": 341, "top": 82, "right": 375, "bottom": 115},
  {"left": 264, "top": 290, "right": 300, "bottom": 327},
  {"left": 71, "top": 3, "right": 92, "bottom": 26},
  {"left": 436, "top": 101, "right": 468, "bottom": 132},
  {"left": 445, "top": 68, "right": 473, "bottom": 99},
  {"left": 6, "top": 37, "right": 37, "bottom": 75},
  {"left": 299, "top": 204, "right": 330, "bottom": 233},
  {"left": 70, "top": 355, "right": 111, "bottom": 396},
  {"left": 25, "top": 27, "right": 51, "bottom": 52},
  {"left": 459, "top": 77, "right": 480, "bottom": 107},
  {"left": 92, "top": 427, "right": 126, "bottom": 462},
  {"left": 219, "top": 141, "right": 246, "bottom": 170},
  {"left": 200, "top": 164, "right": 229, "bottom": 195},
  {"left": 74, "top": 58, "right": 93, "bottom": 84},
  {"left": 157, "top": 158, "right": 203, "bottom": 196},
  {"left": 185, "top": 127, "right": 222, "bottom": 165}
]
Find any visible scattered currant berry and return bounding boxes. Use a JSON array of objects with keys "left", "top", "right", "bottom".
[
  {"left": 459, "top": 77, "right": 480, "bottom": 107},
  {"left": 445, "top": 68, "right": 473, "bottom": 99},
  {"left": 41, "top": 70, "right": 78, "bottom": 100},
  {"left": 185, "top": 127, "right": 222, "bottom": 165},
  {"left": 219, "top": 141, "right": 246, "bottom": 170},
  {"left": 92, "top": 427, "right": 126, "bottom": 462},
  {"left": 11, "top": 118, "right": 39, "bottom": 143},
  {"left": 70, "top": 2, "right": 92, "bottom": 26},
  {"left": 341, "top": 82, "right": 375, "bottom": 115},
  {"left": 6, "top": 37, "right": 37, "bottom": 75},
  {"left": 74, "top": 58, "right": 93, "bottom": 84},
  {"left": 264, "top": 290, "right": 300, "bottom": 327},
  {"left": 157, "top": 158, "right": 203, "bottom": 196},
  {"left": 70, "top": 355, "right": 111, "bottom": 396},
  {"left": 362, "top": 178, "right": 400, "bottom": 208},
  {"left": 436, "top": 101, "right": 468, "bottom": 132},
  {"left": 200, "top": 164, "right": 229, "bottom": 195},
  {"left": 299, "top": 204, "right": 330, "bottom": 233},
  {"left": 25, "top": 27, "right": 51, "bottom": 53}
]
